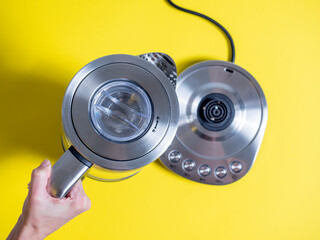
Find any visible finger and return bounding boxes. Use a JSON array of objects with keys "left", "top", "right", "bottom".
[
  {"left": 29, "top": 159, "right": 52, "bottom": 197},
  {"left": 68, "top": 180, "right": 91, "bottom": 212},
  {"left": 69, "top": 180, "right": 86, "bottom": 200}
]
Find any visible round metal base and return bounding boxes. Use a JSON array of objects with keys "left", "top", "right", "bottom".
[{"left": 160, "top": 61, "right": 268, "bottom": 185}]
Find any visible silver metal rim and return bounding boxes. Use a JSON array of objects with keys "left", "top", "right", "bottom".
[
  {"left": 71, "top": 63, "right": 171, "bottom": 160},
  {"left": 62, "top": 54, "right": 179, "bottom": 170}
]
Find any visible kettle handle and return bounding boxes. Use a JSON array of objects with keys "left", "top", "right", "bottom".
[{"left": 49, "top": 146, "right": 93, "bottom": 198}]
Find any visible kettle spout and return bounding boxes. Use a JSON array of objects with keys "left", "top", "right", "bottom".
[{"left": 138, "top": 52, "right": 177, "bottom": 89}]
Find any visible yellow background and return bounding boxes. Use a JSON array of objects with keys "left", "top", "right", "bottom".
[{"left": 1, "top": 0, "right": 320, "bottom": 239}]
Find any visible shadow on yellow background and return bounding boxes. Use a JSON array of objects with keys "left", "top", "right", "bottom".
[{"left": 0, "top": 69, "right": 65, "bottom": 160}]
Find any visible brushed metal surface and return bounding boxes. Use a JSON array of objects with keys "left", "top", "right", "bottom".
[
  {"left": 49, "top": 149, "right": 90, "bottom": 198},
  {"left": 160, "top": 60, "right": 268, "bottom": 185},
  {"left": 62, "top": 54, "right": 179, "bottom": 171},
  {"left": 72, "top": 63, "right": 170, "bottom": 161},
  {"left": 138, "top": 52, "right": 177, "bottom": 88}
]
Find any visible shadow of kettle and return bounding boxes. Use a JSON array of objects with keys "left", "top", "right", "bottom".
[
  {"left": 176, "top": 56, "right": 213, "bottom": 74},
  {"left": 0, "top": 68, "right": 67, "bottom": 162}
]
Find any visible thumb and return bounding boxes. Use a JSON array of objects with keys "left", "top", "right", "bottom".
[{"left": 29, "top": 159, "right": 52, "bottom": 197}]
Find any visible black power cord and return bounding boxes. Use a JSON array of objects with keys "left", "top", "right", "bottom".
[{"left": 166, "top": 0, "right": 235, "bottom": 62}]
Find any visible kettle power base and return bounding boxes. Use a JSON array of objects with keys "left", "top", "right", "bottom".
[{"left": 160, "top": 61, "right": 267, "bottom": 185}]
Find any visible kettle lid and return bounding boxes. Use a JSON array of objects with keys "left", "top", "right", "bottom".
[{"left": 62, "top": 54, "right": 179, "bottom": 170}]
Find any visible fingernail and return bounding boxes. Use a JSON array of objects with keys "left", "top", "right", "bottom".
[{"left": 40, "top": 159, "right": 51, "bottom": 167}]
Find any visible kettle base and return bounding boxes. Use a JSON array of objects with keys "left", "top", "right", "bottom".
[{"left": 160, "top": 60, "right": 268, "bottom": 185}]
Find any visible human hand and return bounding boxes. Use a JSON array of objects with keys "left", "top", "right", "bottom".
[{"left": 7, "top": 159, "right": 91, "bottom": 240}]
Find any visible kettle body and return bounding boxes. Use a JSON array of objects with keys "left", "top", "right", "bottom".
[{"left": 49, "top": 53, "right": 179, "bottom": 198}]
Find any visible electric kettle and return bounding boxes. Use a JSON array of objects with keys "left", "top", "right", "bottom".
[{"left": 49, "top": 53, "right": 179, "bottom": 198}]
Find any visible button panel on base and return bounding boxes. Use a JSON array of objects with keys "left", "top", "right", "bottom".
[
  {"left": 215, "top": 166, "right": 227, "bottom": 178},
  {"left": 199, "top": 165, "right": 211, "bottom": 176},
  {"left": 168, "top": 150, "right": 182, "bottom": 163},
  {"left": 183, "top": 159, "right": 196, "bottom": 171},
  {"left": 230, "top": 161, "right": 242, "bottom": 173}
]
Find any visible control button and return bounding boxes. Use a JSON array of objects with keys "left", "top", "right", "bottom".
[
  {"left": 199, "top": 165, "right": 211, "bottom": 176},
  {"left": 230, "top": 161, "right": 242, "bottom": 173},
  {"left": 215, "top": 166, "right": 227, "bottom": 178},
  {"left": 183, "top": 159, "right": 196, "bottom": 171},
  {"left": 168, "top": 150, "right": 182, "bottom": 163}
]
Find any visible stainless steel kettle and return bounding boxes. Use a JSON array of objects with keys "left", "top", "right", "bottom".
[{"left": 49, "top": 53, "right": 179, "bottom": 198}]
